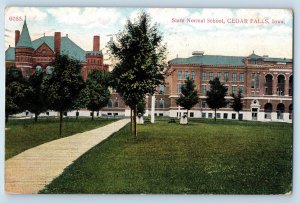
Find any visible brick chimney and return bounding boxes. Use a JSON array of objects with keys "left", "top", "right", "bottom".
[
  {"left": 93, "top": 36, "right": 100, "bottom": 51},
  {"left": 15, "top": 30, "right": 20, "bottom": 46},
  {"left": 54, "top": 32, "right": 61, "bottom": 54}
]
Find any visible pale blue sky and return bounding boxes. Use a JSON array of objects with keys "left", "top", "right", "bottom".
[{"left": 5, "top": 7, "right": 293, "bottom": 61}]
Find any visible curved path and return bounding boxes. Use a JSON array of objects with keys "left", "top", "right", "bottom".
[{"left": 5, "top": 119, "right": 130, "bottom": 194}]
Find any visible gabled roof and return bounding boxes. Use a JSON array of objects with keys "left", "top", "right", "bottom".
[
  {"left": 169, "top": 55, "right": 245, "bottom": 66},
  {"left": 5, "top": 46, "right": 15, "bottom": 61},
  {"left": 16, "top": 20, "right": 33, "bottom": 49},
  {"left": 32, "top": 36, "right": 87, "bottom": 62}
]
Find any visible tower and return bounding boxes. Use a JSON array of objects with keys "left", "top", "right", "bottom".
[{"left": 15, "top": 18, "right": 34, "bottom": 77}]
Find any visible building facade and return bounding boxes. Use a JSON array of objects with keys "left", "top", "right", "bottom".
[
  {"left": 5, "top": 19, "right": 108, "bottom": 81},
  {"left": 6, "top": 20, "right": 293, "bottom": 123}
]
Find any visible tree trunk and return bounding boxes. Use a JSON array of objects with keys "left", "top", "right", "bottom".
[
  {"left": 92, "top": 111, "right": 94, "bottom": 120},
  {"left": 34, "top": 113, "right": 38, "bottom": 123},
  {"left": 76, "top": 110, "right": 79, "bottom": 120},
  {"left": 59, "top": 111, "right": 63, "bottom": 136},
  {"left": 214, "top": 108, "right": 217, "bottom": 122},
  {"left": 5, "top": 114, "right": 8, "bottom": 124},
  {"left": 130, "top": 108, "right": 133, "bottom": 137},
  {"left": 133, "top": 105, "right": 137, "bottom": 139}
]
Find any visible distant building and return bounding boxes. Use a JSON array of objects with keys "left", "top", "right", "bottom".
[
  {"left": 6, "top": 20, "right": 293, "bottom": 122},
  {"left": 5, "top": 19, "right": 108, "bottom": 80}
]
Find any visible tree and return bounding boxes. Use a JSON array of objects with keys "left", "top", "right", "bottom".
[
  {"left": 43, "top": 54, "right": 85, "bottom": 135},
  {"left": 109, "top": 11, "right": 166, "bottom": 138},
  {"left": 206, "top": 77, "right": 228, "bottom": 122},
  {"left": 5, "top": 67, "right": 30, "bottom": 123},
  {"left": 85, "top": 70, "right": 111, "bottom": 120},
  {"left": 26, "top": 70, "right": 48, "bottom": 122},
  {"left": 231, "top": 90, "right": 243, "bottom": 120},
  {"left": 137, "top": 99, "right": 146, "bottom": 116},
  {"left": 176, "top": 77, "right": 199, "bottom": 121}
]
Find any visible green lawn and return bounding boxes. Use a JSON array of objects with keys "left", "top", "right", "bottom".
[
  {"left": 5, "top": 117, "right": 116, "bottom": 160},
  {"left": 40, "top": 119, "right": 292, "bottom": 194}
]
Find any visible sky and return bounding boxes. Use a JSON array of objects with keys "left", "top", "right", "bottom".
[{"left": 4, "top": 7, "right": 293, "bottom": 62}]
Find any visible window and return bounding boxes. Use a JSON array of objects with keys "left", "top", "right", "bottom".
[
  {"left": 208, "top": 113, "right": 213, "bottom": 118},
  {"left": 201, "top": 100, "right": 206, "bottom": 108},
  {"left": 232, "top": 73, "right": 237, "bottom": 81},
  {"left": 240, "top": 73, "right": 244, "bottom": 82},
  {"left": 178, "top": 71, "right": 182, "bottom": 80},
  {"left": 159, "top": 85, "right": 165, "bottom": 93},
  {"left": 114, "top": 99, "right": 119, "bottom": 108},
  {"left": 177, "top": 84, "right": 182, "bottom": 94},
  {"left": 202, "top": 72, "right": 206, "bottom": 81},
  {"left": 217, "top": 72, "right": 222, "bottom": 79},
  {"left": 239, "top": 86, "right": 244, "bottom": 94},
  {"left": 232, "top": 86, "right": 237, "bottom": 94},
  {"left": 251, "top": 73, "right": 255, "bottom": 88},
  {"left": 255, "top": 74, "right": 260, "bottom": 88},
  {"left": 184, "top": 71, "right": 189, "bottom": 80},
  {"left": 46, "top": 66, "right": 54, "bottom": 75},
  {"left": 107, "top": 99, "right": 113, "bottom": 108},
  {"left": 191, "top": 71, "right": 195, "bottom": 80},
  {"left": 202, "top": 113, "right": 206, "bottom": 118},
  {"left": 217, "top": 113, "right": 221, "bottom": 118},
  {"left": 224, "top": 113, "right": 228, "bottom": 119},
  {"left": 36, "top": 65, "right": 42, "bottom": 73},
  {"left": 252, "top": 73, "right": 260, "bottom": 89},
  {"left": 159, "top": 99, "right": 164, "bottom": 108},
  {"left": 232, "top": 114, "right": 236, "bottom": 119},
  {"left": 201, "top": 85, "right": 206, "bottom": 94},
  {"left": 224, "top": 72, "right": 229, "bottom": 81},
  {"left": 209, "top": 72, "right": 214, "bottom": 80},
  {"left": 190, "top": 112, "right": 194, "bottom": 117}
]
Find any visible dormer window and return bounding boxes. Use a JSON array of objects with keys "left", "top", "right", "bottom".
[{"left": 42, "top": 49, "right": 46, "bottom": 55}]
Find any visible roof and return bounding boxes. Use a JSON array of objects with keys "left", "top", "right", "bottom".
[
  {"left": 32, "top": 36, "right": 87, "bottom": 62},
  {"left": 248, "top": 52, "right": 262, "bottom": 59},
  {"left": 169, "top": 55, "right": 245, "bottom": 66},
  {"left": 5, "top": 47, "right": 15, "bottom": 61},
  {"left": 16, "top": 20, "right": 33, "bottom": 49},
  {"left": 264, "top": 57, "right": 292, "bottom": 63}
]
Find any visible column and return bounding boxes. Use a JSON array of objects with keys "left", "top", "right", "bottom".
[
  {"left": 272, "top": 74, "right": 277, "bottom": 95},
  {"left": 260, "top": 73, "right": 265, "bottom": 96},
  {"left": 284, "top": 77, "right": 289, "bottom": 96},
  {"left": 151, "top": 95, "right": 155, "bottom": 123}
]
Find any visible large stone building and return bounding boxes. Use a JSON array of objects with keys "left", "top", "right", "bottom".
[{"left": 6, "top": 20, "right": 293, "bottom": 123}]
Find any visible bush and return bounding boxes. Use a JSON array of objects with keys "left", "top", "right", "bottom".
[{"left": 168, "top": 118, "right": 176, "bottom": 123}]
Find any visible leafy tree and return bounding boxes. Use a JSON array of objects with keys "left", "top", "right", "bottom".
[
  {"left": 231, "top": 90, "right": 243, "bottom": 120},
  {"left": 5, "top": 67, "right": 30, "bottom": 123},
  {"left": 109, "top": 11, "right": 166, "bottom": 138},
  {"left": 206, "top": 77, "right": 228, "bottom": 122},
  {"left": 137, "top": 99, "right": 146, "bottom": 116},
  {"left": 26, "top": 70, "right": 48, "bottom": 122},
  {"left": 43, "top": 54, "right": 85, "bottom": 135},
  {"left": 176, "top": 77, "right": 199, "bottom": 121},
  {"left": 85, "top": 70, "right": 111, "bottom": 120}
]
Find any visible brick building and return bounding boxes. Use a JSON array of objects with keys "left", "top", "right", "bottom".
[
  {"left": 5, "top": 20, "right": 293, "bottom": 123},
  {"left": 5, "top": 19, "right": 108, "bottom": 81},
  {"left": 163, "top": 51, "right": 293, "bottom": 123}
]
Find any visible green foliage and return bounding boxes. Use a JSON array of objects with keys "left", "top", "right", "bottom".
[
  {"left": 43, "top": 54, "right": 85, "bottom": 112},
  {"left": 5, "top": 67, "right": 30, "bottom": 122},
  {"left": 84, "top": 70, "right": 111, "bottom": 119},
  {"left": 41, "top": 121, "right": 292, "bottom": 194},
  {"left": 231, "top": 90, "right": 243, "bottom": 113},
  {"left": 109, "top": 11, "right": 166, "bottom": 137},
  {"left": 176, "top": 77, "right": 199, "bottom": 112},
  {"left": 26, "top": 71, "right": 48, "bottom": 122},
  {"left": 168, "top": 118, "right": 176, "bottom": 123},
  {"left": 206, "top": 77, "right": 228, "bottom": 121}
]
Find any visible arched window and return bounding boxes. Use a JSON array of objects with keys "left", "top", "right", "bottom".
[
  {"left": 114, "top": 99, "right": 119, "bottom": 108},
  {"left": 159, "top": 99, "right": 165, "bottom": 108},
  {"left": 36, "top": 65, "right": 42, "bottom": 73},
  {"left": 277, "top": 103, "right": 285, "bottom": 120},
  {"left": 289, "top": 75, "right": 293, "bottom": 96},
  {"left": 107, "top": 99, "right": 113, "bottom": 108},
  {"left": 264, "top": 103, "right": 272, "bottom": 119},
  {"left": 265, "top": 74, "right": 273, "bottom": 95},
  {"left": 46, "top": 66, "right": 54, "bottom": 75},
  {"left": 277, "top": 75, "right": 285, "bottom": 96}
]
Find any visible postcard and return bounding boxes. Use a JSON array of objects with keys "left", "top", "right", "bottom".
[{"left": 4, "top": 7, "right": 293, "bottom": 194}]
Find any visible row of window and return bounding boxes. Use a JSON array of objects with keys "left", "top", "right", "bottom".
[
  {"left": 177, "top": 83, "right": 244, "bottom": 95},
  {"left": 177, "top": 71, "right": 195, "bottom": 80},
  {"left": 107, "top": 99, "right": 120, "bottom": 108},
  {"left": 201, "top": 112, "right": 243, "bottom": 120}
]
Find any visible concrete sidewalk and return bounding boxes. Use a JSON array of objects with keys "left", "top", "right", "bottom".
[{"left": 5, "top": 119, "right": 130, "bottom": 194}]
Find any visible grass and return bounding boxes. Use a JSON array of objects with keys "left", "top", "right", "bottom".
[
  {"left": 40, "top": 119, "right": 293, "bottom": 194},
  {"left": 5, "top": 117, "right": 116, "bottom": 160}
]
